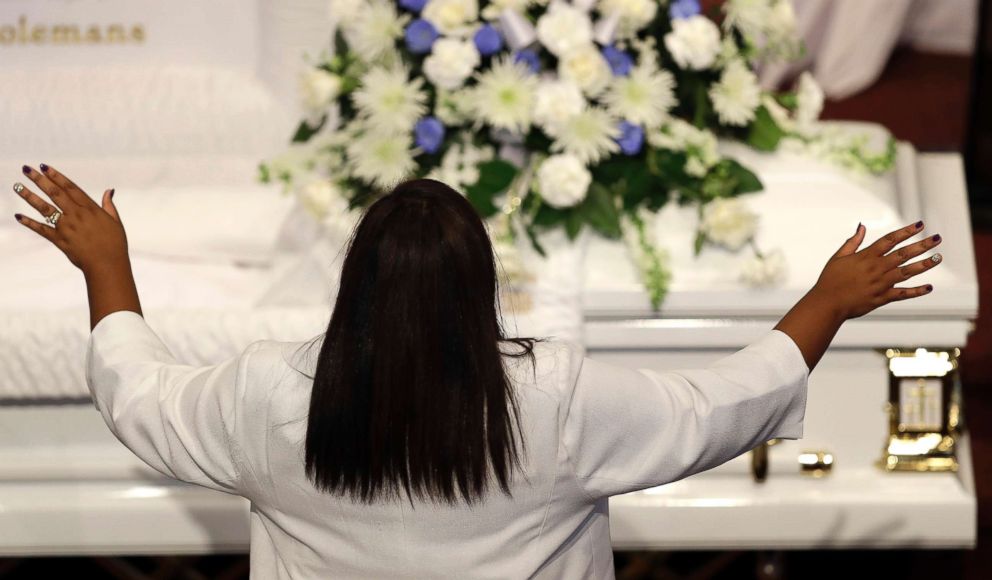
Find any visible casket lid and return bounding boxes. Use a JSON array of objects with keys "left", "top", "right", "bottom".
[{"left": 582, "top": 124, "right": 978, "bottom": 322}]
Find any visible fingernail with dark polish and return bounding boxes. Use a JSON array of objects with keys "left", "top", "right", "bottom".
[
  {"left": 21, "top": 165, "right": 30, "bottom": 175},
  {"left": 926, "top": 284, "right": 933, "bottom": 292},
  {"left": 915, "top": 220, "right": 924, "bottom": 229},
  {"left": 39, "top": 163, "right": 49, "bottom": 173},
  {"left": 14, "top": 213, "right": 22, "bottom": 222},
  {"left": 110, "top": 189, "right": 115, "bottom": 199},
  {"left": 933, "top": 234, "right": 941, "bottom": 243}
]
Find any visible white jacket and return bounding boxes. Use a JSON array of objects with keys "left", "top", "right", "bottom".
[{"left": 85, "top": 309, "right": 809, "bottom": 579}]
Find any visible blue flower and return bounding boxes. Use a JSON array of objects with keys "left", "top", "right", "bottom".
[
  {"left": 669, "top": 0, "right": 701, "bottom": 20},
  {"left": 473, "top": 24, "right": 503, "bottom": 57},
  {"left": 602, "top": 45, "right": 633, "bottom": 76},
  {"left": 616, "top": 121, "right": 644, "bottom": 156},
  {"left": 513, "top": 49, "right": 541, "bottom": 74},
  {"left": 414, "top": 117, "right": 445, "bottom": 154},
  {"left": 404, "top": 19, "right": 438, "bottom": 54},
  {"left": 399, "top": 0, "right": 428, "bottom": 13}
]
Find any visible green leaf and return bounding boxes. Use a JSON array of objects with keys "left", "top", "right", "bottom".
[
  {"left": 291, "top": 117, "right": 325, "bottom": 143},
  {"left": 257, "top": 163, "right": 271, "bottom": 184},
  {"left": 694, "top": 229, "right": 706, "bottom": 256},
  {"left": 579, "top": 183, "right": 622, "bottom": 239},
  {"left": 533, "top": 203, "right": 567, "bottom": 227},
  {"left": 724, "top": 159, "right": 763, "bottom": 194},
  {"left": 465, "top": 159, "right": 518, "bottom": 217},
  {"left": 565, "top": 209, "right": 583, "bottom": 240},
  {"left": 746, "top": 106, "right": 785, "bottom": 151},
  {"left": 523, "top": 223, "right": 546, "bottom": 257}
]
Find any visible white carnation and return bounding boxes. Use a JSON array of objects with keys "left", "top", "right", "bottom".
[
  {"left": 709, "top": 59, "right": 761, "bottom": 126},
  {"left": 424, "top": 38, "right": 481, "bottom": 90},
  {"left": 536, "top": 2, "right": 593, "bottom": 57},
  {"left": 300, "top": 69, "right": 342, "bottom": 111},
  {"left": 534, "top": 80, "right": 586, "bottom": 136},
  {"left": 700, "top": 197, "right": 759, "bottom": 251},
  {"left": 422, "top": 0, "right": 479, "bottom": 35},
  {"left": 597, "top": 0, "right": 658, "bottom": 39},
  {"left": 536, "top": 154, "right": 591, "bottom": 209},
  {"left": 795, "top": 71, "right": 824, "bottom": 130},
  {"left": 663, "top": 15, "right": 721, "bottom": 71},
  {"left": 739, "top": 248, "right": 787, "bottom": 287},
  {"left": 558, "top": 44, "right": 612, "bottom": 97}
]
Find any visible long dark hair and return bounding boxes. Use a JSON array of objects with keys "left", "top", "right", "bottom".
[{"left": 301, "top": 179, "right": 536, "bottom": 506}]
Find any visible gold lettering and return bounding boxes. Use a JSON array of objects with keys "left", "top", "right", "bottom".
[
  {"left": 18, "top": 15, "right": 27, "bottom": 43},
  {"left": 131, "top": 25, "right": 145, "bottom": 43},
  {"left": 51, "top": 25, "right": 80, "bottom": 44},
  {"left": 31, "top": 25, "right": 46, "bottom": 44},
  {"left": 0, "top": 26, "right": 14, "bottom": 45},
  {"left": 106, "top": 24, "right": 125, "bottom": 43},
  {"left": 85, "top": 25, "right": 101, "bottom": 43}
]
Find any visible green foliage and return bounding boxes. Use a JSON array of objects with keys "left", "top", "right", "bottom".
[
  {"left": 746, "top": 105, "right": 786, "bottom": 151},
  {"left": 578, "top": 183, "right": 622, "bottom": 239},
  {"left": 291, "top": 117, "right": 325, "bottom": 143},
  {"left": 464, "top": 159, "right": 518, "bottom": 217}
]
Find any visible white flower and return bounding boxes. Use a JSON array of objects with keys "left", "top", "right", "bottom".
[
  {"left": 435, "top": 89, "right": 474, "bottom": 125},
  {"left": 426, "top": 135, "right": 496, "bottom": 188},
  {"left": 766, "top": 0, "right": 798, "bottom": 45},
  {"left": 423, "top": 38, "right": 481, "bottom": 90},
  {"left": 663, "top": 15, "right": 721, "bottom": 71},
  {"left": 648, "top": 119, "right": 719, "bottom": 177},
  {"left": 597, "top": 0, "right": 658, "bottom": 39},
  {"left": 551, "top": 107, "right": 621, "bottom": 164},
  {"left": 761, "top": 94, "right": 795, "bottom": 132},
  {"left": 536, "top": 154, "right": 591, "bottom": 208},
  {"left": 723, "top": 0, "right": 800, "bottom": 59},
  {"left": 469, "top": 57, "right": 538, "bottom": 134},
  {"left": 709, "top": 59, "right": 761, "bottom": 126},
  {"left": 795, "top": 72, "right": 824, "bottom": 130},
  {"left": 422, "top": 0, "right": 479, "bottom": 35},
  {"left": 740, "top": 248, "right": 787, "bottom": 287},
  {"left": 534, "top": 80, "right": 587, "bottom": 136},
  {"left": 558, "top": 45, "right": 612, "bottom": 97},
  {"left": 346, "top": 128, "right": 417, "bottom": 189},
  {"left": 351, "top": 65, "right": 428, "bottom": 133},
  {"left": 700, "top": 197, "right": 759, "bottom": 250},
  {"left": 300, "top": 68, "right": 342, "bottom": 111},
  {"left": 343, "top": 0, "right": 408, "bottom": 62},
  {"left": 602, "top": 63, "right": 676, "bottom": 130},
  {"left": 536, "top": 2, "right": 593, "bottom": 57},
  {"left": 481, "top": 0, "right": 533, "bottom": 20}
]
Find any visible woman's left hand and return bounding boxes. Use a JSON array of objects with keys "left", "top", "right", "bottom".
[{"left": 13, "top": 164, "right": 129, "bottom": 275}]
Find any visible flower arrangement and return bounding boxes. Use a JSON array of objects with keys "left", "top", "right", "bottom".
[{"left": 260, "top": 0, "right": 895, "bottom": 309}]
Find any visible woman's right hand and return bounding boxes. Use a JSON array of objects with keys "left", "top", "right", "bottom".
[
  {"left": 810, "top": 221, "right": 943, "bottom": 320},
  {"left": 774, "top": 221, "right": 943, "bottom": 372}
]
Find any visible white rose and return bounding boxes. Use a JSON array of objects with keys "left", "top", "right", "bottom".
[
  {"left": 424, "top": 38, "right": 481, "bottom": 90},
  {"left": 537, "top": 154, "right": 591, "bottom": 208},
  {"left": 795, "top": 71, "right": 824, "bottom": 129},
  {"left": 422, "top": 0, "right": 479, "bottom": 35},
  {"left": 739, "top": 248, "right": 787, "bottom": 287},
  {"left": 534, "top": 80, "right": 586, "bottom": 136},
  {"left": 300, "top": 69, "right": 342, "bottom": 110},
  {"left": 663, "top": 15, "right": 721, "bottom": 71},
  {"left": 558, "top": 45, "right": 611, "bottom": 96},
  {"left": 700, "top": 197, "right": 759, "bottom": 250},
  {"left": 536, "top": 2, "right": 593, "bottom": 57},
  {"left": 598, "top": 0, "right": 657, "bottom": 38}
]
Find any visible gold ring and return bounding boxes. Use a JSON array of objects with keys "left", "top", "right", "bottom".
[{"left": 46, "top": 210, "right": 62, "bottom": 226}]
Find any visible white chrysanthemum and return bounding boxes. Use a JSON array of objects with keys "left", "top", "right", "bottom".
[
  {"left": 423, "top": 38, "right": 481, "bottom": 90},
  {"left": 343, "top": 0, "right": 408, "bottom": 62},
  {"left": 648, "top": 119, "right": 719, "bottom": 177},
  {"left": 351, "top": 66, "right": 427, "bottom": 133},
  {"left": 717, "top": 36, "right": 741, "bottom": 67},
  {"left": 597, "top": 0, "right": 658, "bottom": 39},
  {"left": 709, "top": 59, "right": 761, "bottom": 126},
  {"left": 469, "top": 57, "right": 538, "bottom": 134},
  {"left": 481, "top": 0, "right": 534, "bottom": 20},
  {"left": 536, "top": 154, "right": 592, "bottom": 208},
  {"left": 300, "top": 68, "right": 342, "bottom": 111},
  {"left": 664, "top": 15, "right": 721, "bottom": 70},
  {"left": 536, "top": 2, "right": 593, "bottom": 57},
  {"left": 422, "top": 0, "right": 479, "bottom": 35},
  {"left": 700, "top": 197, "right": 759, "bottom": 250},
  {"left": 603, "top": 64, "right": 676, "bottom": 130},
  {"left": 722, "top": 0, "right": 770, "bottom": 39},
  {"left": 795, "top": 71, "right": 824, "bottom": 130},
  {"left": 740, "top": 248, "right": 787, "bottom": 287},
  {"left": 534, "top": 80, "right": 586, "bottom": 136},
  {"left": 435, "top": 89, "right": 475, "bottom": 126},
  {"left": 551, "top": 107, "right": 621, "bottom": 164},
  {"left": 346, "top": 129, "right": 417, "bottom": 189},
  {"left": 558, "top": 45, "right": 612, "bottom": 97}
]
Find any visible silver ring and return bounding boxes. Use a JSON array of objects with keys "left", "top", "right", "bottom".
[
  {"left": 930, "top": 254, "right": 942, "bottom": 264},
  {"left": 46, "top": 210, "right": 62, "bottom": 226},
  {"left": 13, "top": 182, "right": 24, "bottom": 194}
]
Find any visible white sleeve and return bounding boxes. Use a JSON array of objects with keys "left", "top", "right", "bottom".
[
  {"left": 85, "top": 309, "right": 261, "bottom": 495},
  {"left": 561, "top": 329, "right": 810, "bottom": 499}
]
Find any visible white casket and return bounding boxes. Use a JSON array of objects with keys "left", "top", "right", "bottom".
[{"left": 0, "top": 0, "right": 979, "bottom": 556}]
